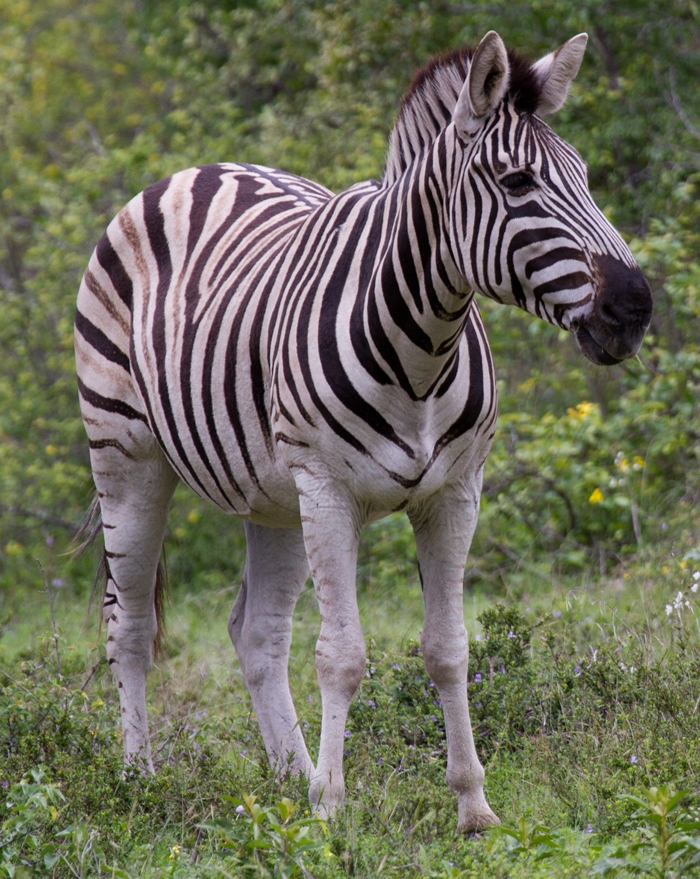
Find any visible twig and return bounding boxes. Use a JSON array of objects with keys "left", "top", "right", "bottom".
[
  {"left": 35, "top": 559, "right": 61, "bottom": 678},
  {"left": 189, "top": 826, "right": 203, "bottom": 865},
  {"left": 668, "top": 67, "right": 700, "bottom": 143},
  {"left": 80, "top": 656, "right": 106, "bottom": 692},
  {"left": 1, "top": 502, "right": 77, "bottom": 532}
]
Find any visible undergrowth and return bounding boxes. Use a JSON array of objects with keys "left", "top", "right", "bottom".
[{"left": 2, "top": 556, "right": 700, "bottom": 877}]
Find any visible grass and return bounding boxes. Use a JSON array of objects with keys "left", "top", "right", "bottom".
[{"left": 2, "top": 509, "right": 700, "bottom": 877}]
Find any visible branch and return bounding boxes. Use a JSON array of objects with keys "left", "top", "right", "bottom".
[
  {"left": 0, "top": 503, "right": 78, "bottom": 532},
  {"left": 667, "top": 66, "right": 700, "bottom": 144},
  {"left": 35, "top": 559, "right": 61, "bottom": 679}
]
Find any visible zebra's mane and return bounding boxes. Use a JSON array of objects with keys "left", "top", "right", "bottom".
[{"left": 383, "top": 47, "right": 542, "bottom": 185}]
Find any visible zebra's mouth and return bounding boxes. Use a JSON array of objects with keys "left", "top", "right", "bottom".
[{"left": 573, "top": 324, "right": 624, "bottom": 366}]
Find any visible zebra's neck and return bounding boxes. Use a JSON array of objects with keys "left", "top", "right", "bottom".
[
  {"left": 383, "top": 49, "right": 472, "bottom": 186},
  {"left": 367, "top": 134, "right": 473, "bottom": 400}
]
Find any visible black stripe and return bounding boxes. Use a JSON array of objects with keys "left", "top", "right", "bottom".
[
  {"left": 96, "top": 233, "right": 133, "bottom": 309},
  {"left": 75, "top": 310, "right": 131, "bottom": 373},
  {"left": 77, "top": 377, "right": 147, "bottom": 423}
]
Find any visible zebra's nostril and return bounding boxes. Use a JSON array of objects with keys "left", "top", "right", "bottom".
[{"left": 599, "top": 302, "right": 621, "bottom": 327}]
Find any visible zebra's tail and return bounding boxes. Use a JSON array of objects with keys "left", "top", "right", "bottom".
[{"left": 71, "top": 491, "right": 169, "bottom": 659}]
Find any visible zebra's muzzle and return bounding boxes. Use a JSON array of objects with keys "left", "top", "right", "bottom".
[
  {"left": 573, "top": 256, "right": 653, "bottom": 364},
  {"left": 572, "top": 324, "right": 624, "bottom": 366}
]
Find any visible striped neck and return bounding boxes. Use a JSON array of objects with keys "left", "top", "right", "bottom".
[
  {"left": 371, "top": 134, "right": 473, "bottom": 399},
  {"left": 384, "top": 51, "right": 471, "bottom": 187}
]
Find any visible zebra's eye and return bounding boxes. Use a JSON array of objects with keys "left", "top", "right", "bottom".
[{"left": 501, "top": 172, "right": 534, "bottom": 193}]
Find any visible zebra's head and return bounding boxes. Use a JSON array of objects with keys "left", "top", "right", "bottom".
[{"left": 444, "top": 31, "right": 653, "bottom": 365}]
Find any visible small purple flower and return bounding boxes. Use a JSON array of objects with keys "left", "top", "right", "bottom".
[
  {"left": 553, "top": 610, "right": 562, "bottom": 618},
  {"left": 508, "top": 631, "right": 515, "bottom": 638},
  {"left": 52, "top": 578, "right": 63, "bottom": 588},
  {"left": 344, "top": 730, "right": 351, "bottom": 738},
  {"left": 630, "top": 755, "right": 638, "bottom": 764},
  {"left": 236, "top": 805, "right": 246, "bottom": 816},
  {"left": 574, "top": 663, "right": 581, "bottom": 675},
  {"left": 475, "top": 673, "right": 482, "bottom": 683},
  {"left": 500, "top": 665, "right": 505, "bottom": 674},
  {"left": 392, "top": 663, "right": 400, "bottom": 670},
  {"left": 585, "top": 823, "right": 593, "bottom": 833},
  {"left": 368, "top": 699, "right": 375, "bottom": 708},
  {"left": 1, "top": 781, "right": 8, "bottom": 788},
  {"left": 476, "top": 702, "right": 482, "bottom": 708},
  {"left": 46, "top": 536, "right": 55, "bottom": 547}
]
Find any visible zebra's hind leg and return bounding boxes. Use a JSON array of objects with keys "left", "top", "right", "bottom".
[
  {"left": 90, "top": 435, "right": 178, "bottom": 772},
  {"left": 228, "top": 521, "right": 314, "bottom": 781}
]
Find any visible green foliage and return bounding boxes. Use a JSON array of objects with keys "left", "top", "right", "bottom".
[
  {"left": 0, "top": 766, "right": 65, "bottom": 877},
  {"left": 201, "top": 793, "right": 328, "bottom": 877}
]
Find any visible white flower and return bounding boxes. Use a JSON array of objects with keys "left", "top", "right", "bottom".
[
  {"left": 692, "top": 583, "right": 698, "bottom": 594},
  {"left": 693, "top": 571, "right": 700, "bottom": 580},
  {"left": 666, "top": 604, "right": 673, "bottom": 616}
]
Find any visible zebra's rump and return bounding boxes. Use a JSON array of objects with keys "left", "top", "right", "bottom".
[{"left": 76, "top": 164, "right": 334, "bottom": 522}]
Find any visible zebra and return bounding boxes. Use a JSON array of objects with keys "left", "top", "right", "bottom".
[{"left": 75, "top": 31, "right": 652, "bottom": 832}]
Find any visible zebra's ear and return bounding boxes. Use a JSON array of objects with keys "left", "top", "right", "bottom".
[
  {"left": 531, "top": 33, "right": 588, "bottom": 115},
  {"left": 453, "top": 31, "right": 510, "bottom": 138}
]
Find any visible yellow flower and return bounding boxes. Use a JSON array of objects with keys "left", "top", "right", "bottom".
[
  {"left": 187, "top": 509, "right": 200, "bottom": 524},
  {"left": 589, "top": 488, "right": 604, "bottom": 504},
  {"left": 5, "top": 541, "right": 22, "bottom": 555},
  {"left": 169, "top": 845, "right": 181, "bottom": 860},
  {"left": 567, "top": 400, "right": 596, "bottom": 419},
  {"left": 617, "top": 457, "right": 630, "bottom": 473},
  {"left": 45, "top": 444, "right": 57, "bottom": 455}
]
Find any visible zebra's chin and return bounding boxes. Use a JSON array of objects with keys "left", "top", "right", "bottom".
[{"left": 573, "top": 324, "right": 627, "bottom": 366}]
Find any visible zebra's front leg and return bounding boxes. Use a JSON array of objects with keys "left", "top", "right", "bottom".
[
  {"left": 408, "top": 473, "right": 500, "bottom": 833},
  {"left": 228, "top": 522, "right": 314, "bottom": 780},
  {"left": 296, "top": 477, "right": 366, "bottom": 815}
]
